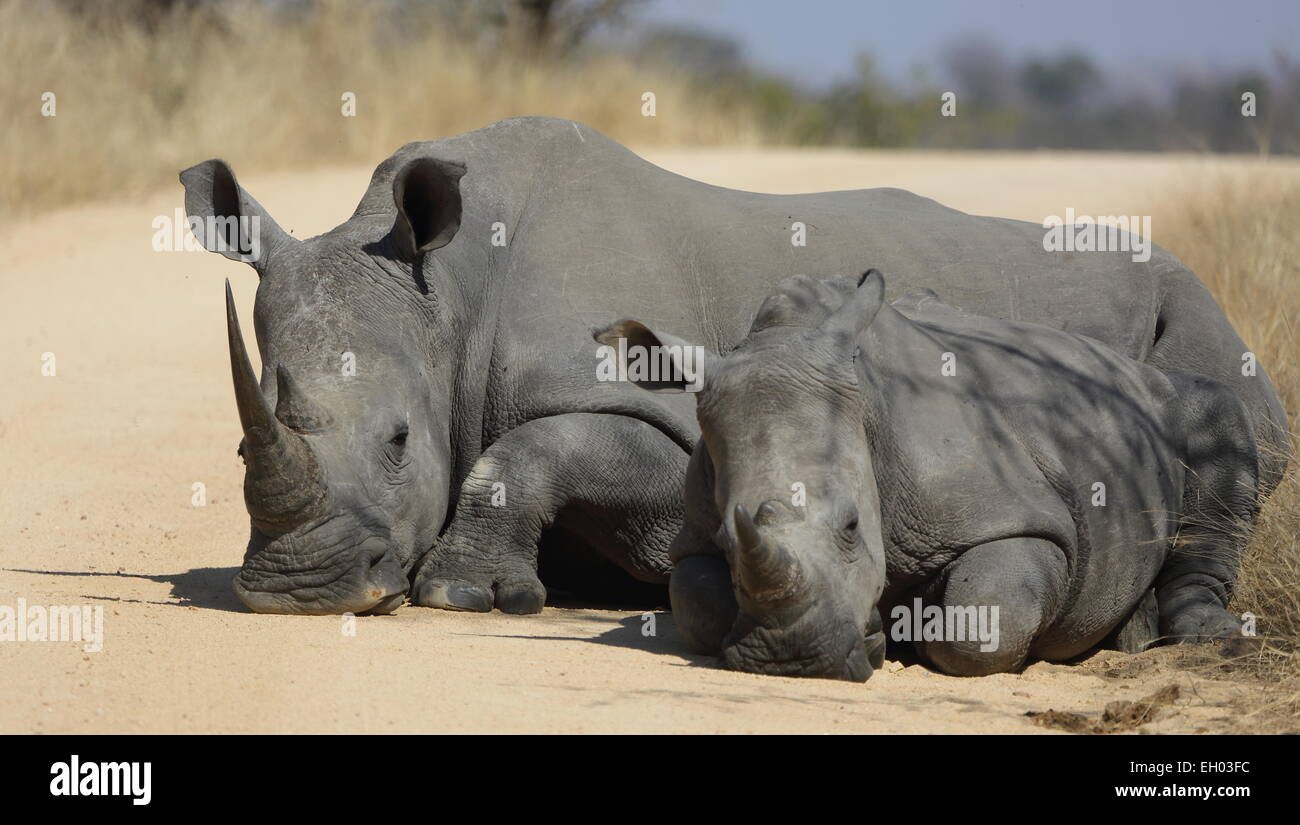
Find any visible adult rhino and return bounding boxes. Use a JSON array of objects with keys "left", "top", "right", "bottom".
[
  {"left": 608, "top": 271, "right": 1258, "bottom": 680},
  {"left": 179, "top": 117, "right": 1286, "bottom": 615}
]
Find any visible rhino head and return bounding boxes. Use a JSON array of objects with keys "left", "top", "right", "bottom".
[
  {"left": 181, "top": 156, "right": 468, "bottom": 614},
  {"left": 606, "top": 271, "right": 890, "bottom": 680}
]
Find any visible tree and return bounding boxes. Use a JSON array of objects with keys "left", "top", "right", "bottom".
[
  {"left": 1021, "top": 52, "right": 1098, "bottom": 109},
  {"left": 502, "top": 0, "right": 650, "bottom": 56}
]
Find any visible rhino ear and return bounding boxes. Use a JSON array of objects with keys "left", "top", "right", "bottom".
[
  {"left": 822, "top": 269, "right": 887, "bottom": 351},
  {"left": 390, "top": 157, "right": 466, "bottom": 260},
  {"left": 593, "top": 319, "right": 709, "bottom": 393},
  {"left": 179, "top": 159, "right": 292, "bottom": 271}
]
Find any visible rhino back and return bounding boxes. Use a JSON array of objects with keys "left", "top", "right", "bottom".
[
  {"left": 873, "top": 304, "right": 1183, "bottom": 649},
  {"left": 373, "top": 118, "right": 1160, "bottom": 348},
  {"left": 359, "top": 118, "right": 1172, "bottom": 454},
  {"left": 495, "top": 126, "right": 1160, "bottom": 355}
]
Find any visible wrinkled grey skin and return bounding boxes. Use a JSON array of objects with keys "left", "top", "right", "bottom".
[
  {"left": 626, "top": 272, "right": 1258, "bottom": 681},
  {"left": 180, "top": 117, "right": 1285, "bottom": 615}
]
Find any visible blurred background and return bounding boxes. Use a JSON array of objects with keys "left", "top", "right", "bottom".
[{"left": 4, "top": 0, "right": 1299, "bottom": 214}]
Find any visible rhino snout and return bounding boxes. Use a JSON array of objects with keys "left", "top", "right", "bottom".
[
  {"left": 234, "top": 533, "right": 409, "bottom": 615},
  {"left": 721, "top": 615, "right": 877, "bottom": 682},
  {"left": 360, "top": 540, "right": 410, "bottom": 615}
]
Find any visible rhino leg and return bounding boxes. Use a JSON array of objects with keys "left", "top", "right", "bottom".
[
  {"left": 1147, "top": 266, "right": 1288, "bottom": 496},
  {"left": 1155, "top": 372, "right": 1259, "bottom": 644},
  {"left": 1105, "top": 588, "right": 1160, "bottom": 653},
  {"left": 670, "top": 554, "right": 737, "bottom": 656},
  {"left": 912, "top": 537, "right": 1069, "bottom": 676},
  {"left": 412, "top": 413, "right": 686, "bottom": 614}
]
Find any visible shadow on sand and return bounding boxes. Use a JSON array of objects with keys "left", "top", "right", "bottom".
[
  {"left": 450, "top": 610, "right": 717, "bottom": 668},
  {"left": 3, "top": 567, "right": 719, "bottom": 667},
  {"left": 3, "top": 566, "right": 245, "bottom": 613}
]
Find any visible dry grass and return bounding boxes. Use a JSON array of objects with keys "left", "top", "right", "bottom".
[
  {"left": 0, "top": 0, "right": 761, "bottom": 216},
  {"left": 1151, "top": 174, "right": 1300, "bottom": 726}
]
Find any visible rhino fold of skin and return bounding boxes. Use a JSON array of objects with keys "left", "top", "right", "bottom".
[
  {"left": 613, "top": 271, "right": 1260, "bottom": 681},
  {"left": 179, "top": 116, "right": 1287, "bottom": 616}
]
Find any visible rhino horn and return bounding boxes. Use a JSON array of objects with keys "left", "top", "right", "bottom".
[
  {"left": 733, "top": 503, "right": 799, "bottom": 600},
  {"left": 225, "top": 281, "right": 329, "bottom": 535},
  {"left": 275, "top": 365, "right": 333, "bottom": 432}
]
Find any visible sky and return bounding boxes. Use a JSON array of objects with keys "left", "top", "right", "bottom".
[{"left": 639, "top": 0, "right": 1300, "bottom": 88}]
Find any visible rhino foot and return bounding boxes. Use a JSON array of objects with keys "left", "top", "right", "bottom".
[
  {"left": 414, "top": 574, "right": 547, "bottom": 615},
  {"left": 415, "top": 579, "right": 494, "bottom": 612},
  {"left": 495, "top": 578, "right": 548, "bottom": 614},
  {"left": 1163, "top": 606, "right": 1263, "bottom": 659},
  {"left": 1163, "top": 604, "right": 1247, "bottom": 645}
]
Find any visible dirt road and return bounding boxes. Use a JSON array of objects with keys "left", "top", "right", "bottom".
[{"left": 1, "top": 149, "right": 1291, "bottom": 733}]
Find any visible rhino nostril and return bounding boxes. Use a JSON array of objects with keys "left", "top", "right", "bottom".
[
  {"left": 356, "top": 537, "right": 394, "bottom": 568},
  {"left": 367, "top": 547, "right": 400, "bottom": 570}
]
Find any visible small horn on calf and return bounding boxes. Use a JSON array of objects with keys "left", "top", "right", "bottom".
[
  {"left": 225, "top": 281, "right": 329, "bottom": 535},
  {"left": 733, "top": 504, "right": 799, "bottom": 601}
]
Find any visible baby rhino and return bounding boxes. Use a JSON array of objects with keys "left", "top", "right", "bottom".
[{"left": 604, "top": 271, "right": 1259, "bottom": 681}]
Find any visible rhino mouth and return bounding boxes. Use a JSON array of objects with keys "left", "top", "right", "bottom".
[
  {"left": 721, "top": 612, "right": 877, "bottom": 682},
  {"left": 234, "top": 531, "right": 409, "bottom": 615}
]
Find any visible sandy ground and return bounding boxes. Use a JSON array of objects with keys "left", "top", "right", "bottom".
[{"left": 2, "top": 148, "right": 1297, "bottom": 734}]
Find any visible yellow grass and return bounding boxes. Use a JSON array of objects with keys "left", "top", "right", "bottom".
[
  {"left": 1151, "top": 175, "right": 1300, "bottom": 724},
  {"left": 0, "top": 0, "right": 761, "bottom": 216}
]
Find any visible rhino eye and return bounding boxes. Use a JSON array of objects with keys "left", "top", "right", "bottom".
[
  {"left": 388, "top": 429, "right": 408, "bottom": 450},
  {"left": 838, "top": 515, "right": 864, "bottom": 561}
]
